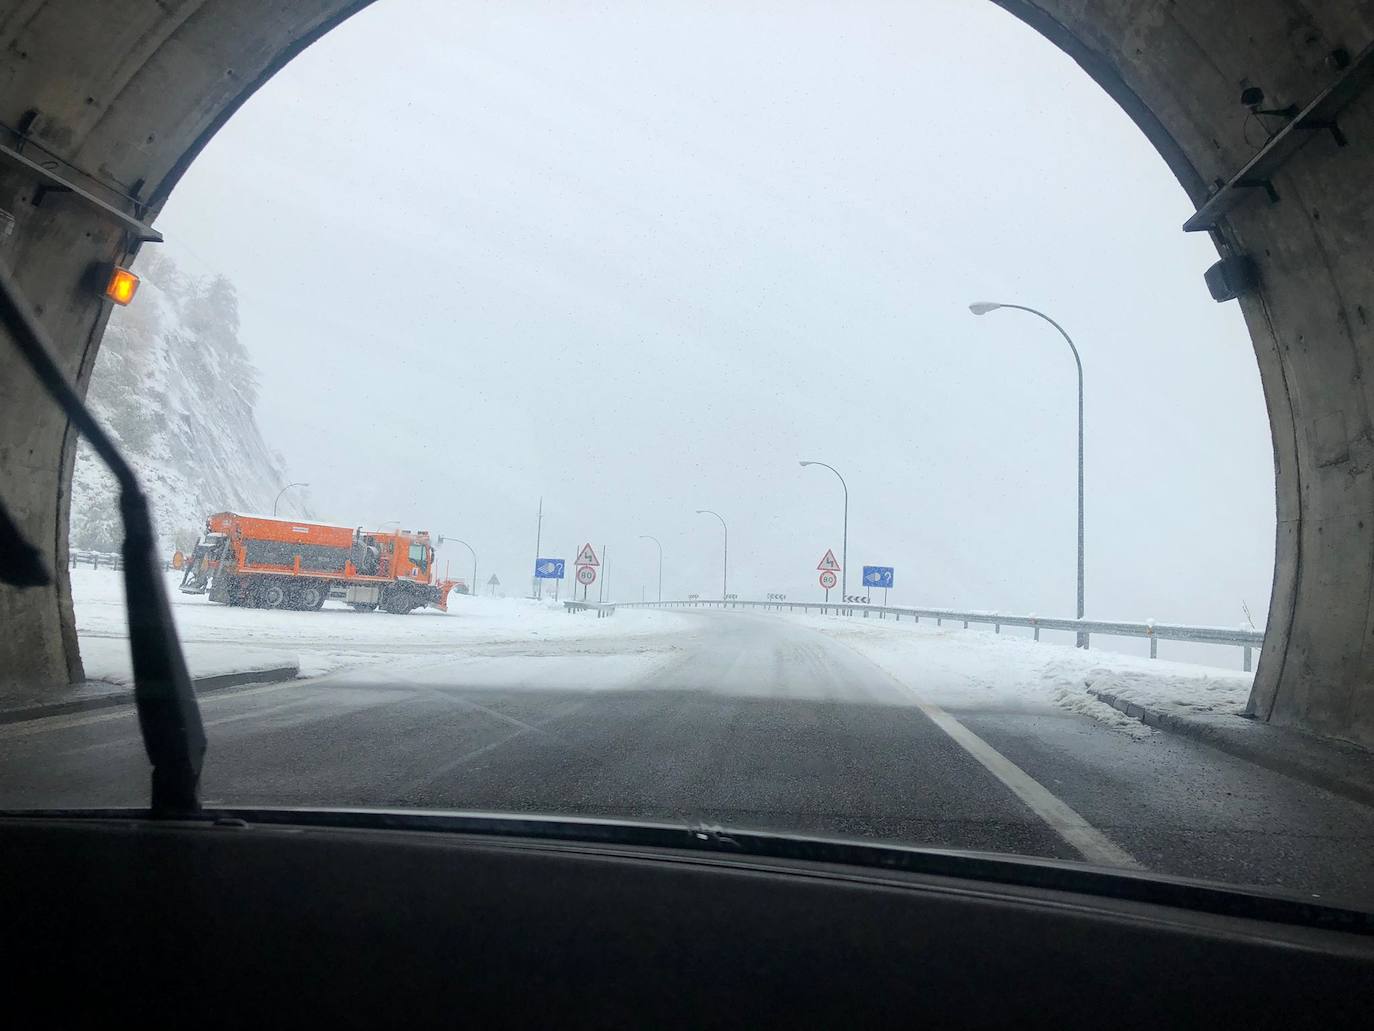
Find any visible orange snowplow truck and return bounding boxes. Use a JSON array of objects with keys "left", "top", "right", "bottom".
[{"left": 179, "top": 513, "right": 459, "bottom": 614}]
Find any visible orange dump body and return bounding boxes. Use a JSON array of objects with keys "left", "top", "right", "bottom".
[{"left": 182, "top": 513, "right": 459, "bottom": 614}]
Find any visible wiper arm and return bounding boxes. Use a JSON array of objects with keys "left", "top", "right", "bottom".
[
  {"left": 0, "top": 499, "right": 51, "bottom": 587},
  {"left": 0, "top": 261, "right": 205, "bottom": 814}
]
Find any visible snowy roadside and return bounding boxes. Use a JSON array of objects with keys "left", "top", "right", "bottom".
[
  {"left": 765, "top": 609, "right": 1253, "bottom": 737},
  {"left": 72, "top": 569, "right": 691, "bottom": 679},
  {"left": 77, "top": 637, "right": 298, "bottom": 688}
]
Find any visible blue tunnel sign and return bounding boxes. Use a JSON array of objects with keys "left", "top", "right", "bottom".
[
  {"left": 535, "top": 558, "right": 565, "bottom": 579},
  {"left": 862, "top": 566, "right": 894, "bottom": 589}
]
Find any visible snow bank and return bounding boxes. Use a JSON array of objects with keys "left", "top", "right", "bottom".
[
  {"left": 1065, "top": 662, "right": 1253, "bottom": 718},
  {"left": 78, "top": 637, "right": 296, "bottom": 687},
  {"left": 771, "top": 609, "right": 1254, "bottom": 737},
  {"left": 72, "top": 569, "right": 689, "bottom": 679}
]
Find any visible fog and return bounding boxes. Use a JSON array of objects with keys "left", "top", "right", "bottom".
[{"left": 153, "top": 0, "right": 1274, "bottom": 649}]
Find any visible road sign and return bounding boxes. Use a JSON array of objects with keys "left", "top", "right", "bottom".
[
  {"left": 819, "top": 570, "right": 837, "bottom": 590},
  {"left": 487, "top": 574, "right": 500, "bottom": 586},
  {"left": 844, "top": 595, "right": 871, "bottom": 604},
  {"left": 535, "top": 558, "right": 565, "bottom": 579},
  {"left": 575, "top": 543, "right": 600, "bottom": 566},
  {"left": 817, "top": 549, "right": 841, "bottom": 572},
  {"left": 862, "top": 566, "right": 894, "bottom": 589},
  {"left": 576, "top": 565, "right": 597, "bottom": 585}
]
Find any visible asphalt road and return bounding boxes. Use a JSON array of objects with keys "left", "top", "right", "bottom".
[{"left": 5, "top": 611, "right": 1374, "bottom": 907}]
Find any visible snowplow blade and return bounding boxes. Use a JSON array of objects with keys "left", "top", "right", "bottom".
[{"left": 430, "top": 580, "right": 461, "bottom": 612}]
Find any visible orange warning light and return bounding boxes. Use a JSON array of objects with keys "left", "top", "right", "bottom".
[{"left": 103, "top": 266, "right": 139, "bottom": 306}]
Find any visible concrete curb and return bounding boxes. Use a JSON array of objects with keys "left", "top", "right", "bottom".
[
  {"left": 0, "top": 664, "right": 300, "bottom": 726},
  {"left": 1088, "top": 687, "right": 1374, "bottom": 809}
]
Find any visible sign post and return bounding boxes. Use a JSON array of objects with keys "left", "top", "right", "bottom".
[
  {"left": 574, "top": 543, "right": 601, "bottom": 602},
  {"left": 576, "top": 563, "right": 596, "bottom": 600},
  {"left": 818, "top": 549, "right": 841, "bottom": 604},
  {"left": 862, "top": 566, "right": 894, "bottom": 607},
  {"left": 487, "top": 573, "right": 501, "bottom": 596},
  {"left": 532, "top": 497, "right": 543, "bottom": 599},
  {"left": 819, "top": 568, "right": 837, "bottom": 602},
  {"left": 535, "top": 558, "right": 564, "bottom": 602}
]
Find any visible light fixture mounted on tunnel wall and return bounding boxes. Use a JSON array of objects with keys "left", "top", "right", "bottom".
[
  {"left": 1204, "top": 256, "right": 1258, "bottom": 303},
  {"left": 1241, "top": 86, "right": 1299, "bottom": 121},
  {"left": 101, "top": 265, "right": 139, "bottom": 306}
]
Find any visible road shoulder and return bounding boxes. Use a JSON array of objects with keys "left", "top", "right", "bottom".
[{"left": 1089, "top": 686, "right": 1374, "bottom": 808}]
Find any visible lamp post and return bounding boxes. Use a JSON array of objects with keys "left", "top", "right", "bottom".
[
  {"left": 695, "top": 510, "right": 727, "bottom": 602},
  {"left": 272, "top": 482, "right": 308, "bottom": 517},
  {"left": 969, "top": 301, "right": 1086, "bottom": 647},
  {"left": 639, "top": 534, "right": 663, "bottom": 603},
  {"left": 799, "top": 460, "right": 848, "bottom": 599},
  {"left": 439, "top": 536, "right": 477, "bottom": 599}
]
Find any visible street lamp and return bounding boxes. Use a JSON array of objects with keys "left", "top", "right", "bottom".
[
  {"left": 639, "top": 535, "right": 663, "bottom": 603},
  {"left": 439, "top": 536, "right": 477, "bottom": 599},
  {"left": 272, "top": 481, "right": 309, "bottom": 516},
  {"left": 969, "top": 301, "right": 1087, "bottom": 647},
  {"left": 695, "top": 510, "right": 727, "bottom": 602},
  {"left": 799, "top": 460, "right": 848, "bottom": 599}
]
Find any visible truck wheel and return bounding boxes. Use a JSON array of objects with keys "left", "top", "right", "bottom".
[
  {"left": 261, "top": 583, "right": 288, "bottom": 609},
  {"left": 382, "top": 594, "right": 413, "bottom": 615},
  {"left": 299, "top": 586, "right": 325, "bottom": 610}
]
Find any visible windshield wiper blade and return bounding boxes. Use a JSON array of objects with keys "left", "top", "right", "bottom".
[{"left": 0, "top": 261, "right": 205, "bottom": 814}]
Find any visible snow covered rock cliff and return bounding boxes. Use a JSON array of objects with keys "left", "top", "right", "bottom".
[{"left": 69, "top": 251, "right": 302, "bottom": 554}]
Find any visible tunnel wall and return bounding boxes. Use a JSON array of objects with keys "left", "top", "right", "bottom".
[{"left": 2, "top": 1, "right": 1374, "bottom": 746}]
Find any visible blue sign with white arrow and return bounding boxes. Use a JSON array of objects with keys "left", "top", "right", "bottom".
[
  {"left": 535, "top": 558, "right": 565, "bottom": 579},
  {"left": 862, "top": 565, "right": 894, "bottom": 589}
]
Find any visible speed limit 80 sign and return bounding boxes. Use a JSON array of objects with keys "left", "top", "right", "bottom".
[
  {"left": 819, "top": 570, "right": 837, "bottom": 590},
  {"left": 576, "top": 565, "right": 597, "bottom": 585}
]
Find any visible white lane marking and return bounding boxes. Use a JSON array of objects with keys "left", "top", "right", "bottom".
[
  {"left": 911, "top": 696, "right": 1140, "bottom": 869},
  {"left": 0, "top": 681, "right": 299, "bottom": 740},
  {"left": 394, "top": 727, "right": 531, "bottom": 796},
  {"left": 813, "top": 631, "right": 1141, "bottom": 869},
  {"left": 58, "top": 696, "right": 336, "bottom": 755}
]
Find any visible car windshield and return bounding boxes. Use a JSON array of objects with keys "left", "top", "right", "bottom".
[{"left": 4, "top": 0, "right": 1373, "bottom": 914}]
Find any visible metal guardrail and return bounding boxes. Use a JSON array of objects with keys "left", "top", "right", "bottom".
[
  {"left": 564, "top": 600, "right": 617, "bottom": 619},
  {"left": 70, "top": 549, "right": 123, "bottom": 570},
  {"left": 70, "top": 550, "right": 173, "bottom": 572},
  {"left": 617, "top": 599, "right": 1265, "bottom": 671}
]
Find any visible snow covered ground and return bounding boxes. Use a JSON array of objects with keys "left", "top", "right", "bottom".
[
  {"left": 71, "top": 570, "right": 1254, "bottom": 734},
  {"left": 75, "top": 637, "right": 296, "bottom": 689},
  {"left": 71, "top": 569, "right": 691, "bottom": 680},
  {"left": 755, "top": 609, "right": 1255, "bottom": 737}
]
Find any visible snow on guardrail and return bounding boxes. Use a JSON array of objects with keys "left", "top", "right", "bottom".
[{"left": 619, "top": 599, "right": 1264, "bottom": 670}]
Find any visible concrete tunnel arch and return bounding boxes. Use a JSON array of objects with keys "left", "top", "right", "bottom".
[{"left": 1, "top": 1, "right": 1372, "bottom": 745}]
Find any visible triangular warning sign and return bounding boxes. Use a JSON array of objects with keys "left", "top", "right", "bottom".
[
  {"left": 817, "top": 549, "right": 841, "bottom": 571},
  {"left": 575, "top": 542, "right": 600, "bottom": 566}
]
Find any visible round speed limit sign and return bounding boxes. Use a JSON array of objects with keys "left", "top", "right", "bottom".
[
  {"left": 818, "top": 570, "right": 837, "bottom": 590},
  {"left": 576, "top": 565, "right": 597, "bottom": 585}
]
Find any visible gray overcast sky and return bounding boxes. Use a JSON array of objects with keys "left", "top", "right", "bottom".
[{"left": 154, "top": 0, "right": 1274, "bottom": 648}]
